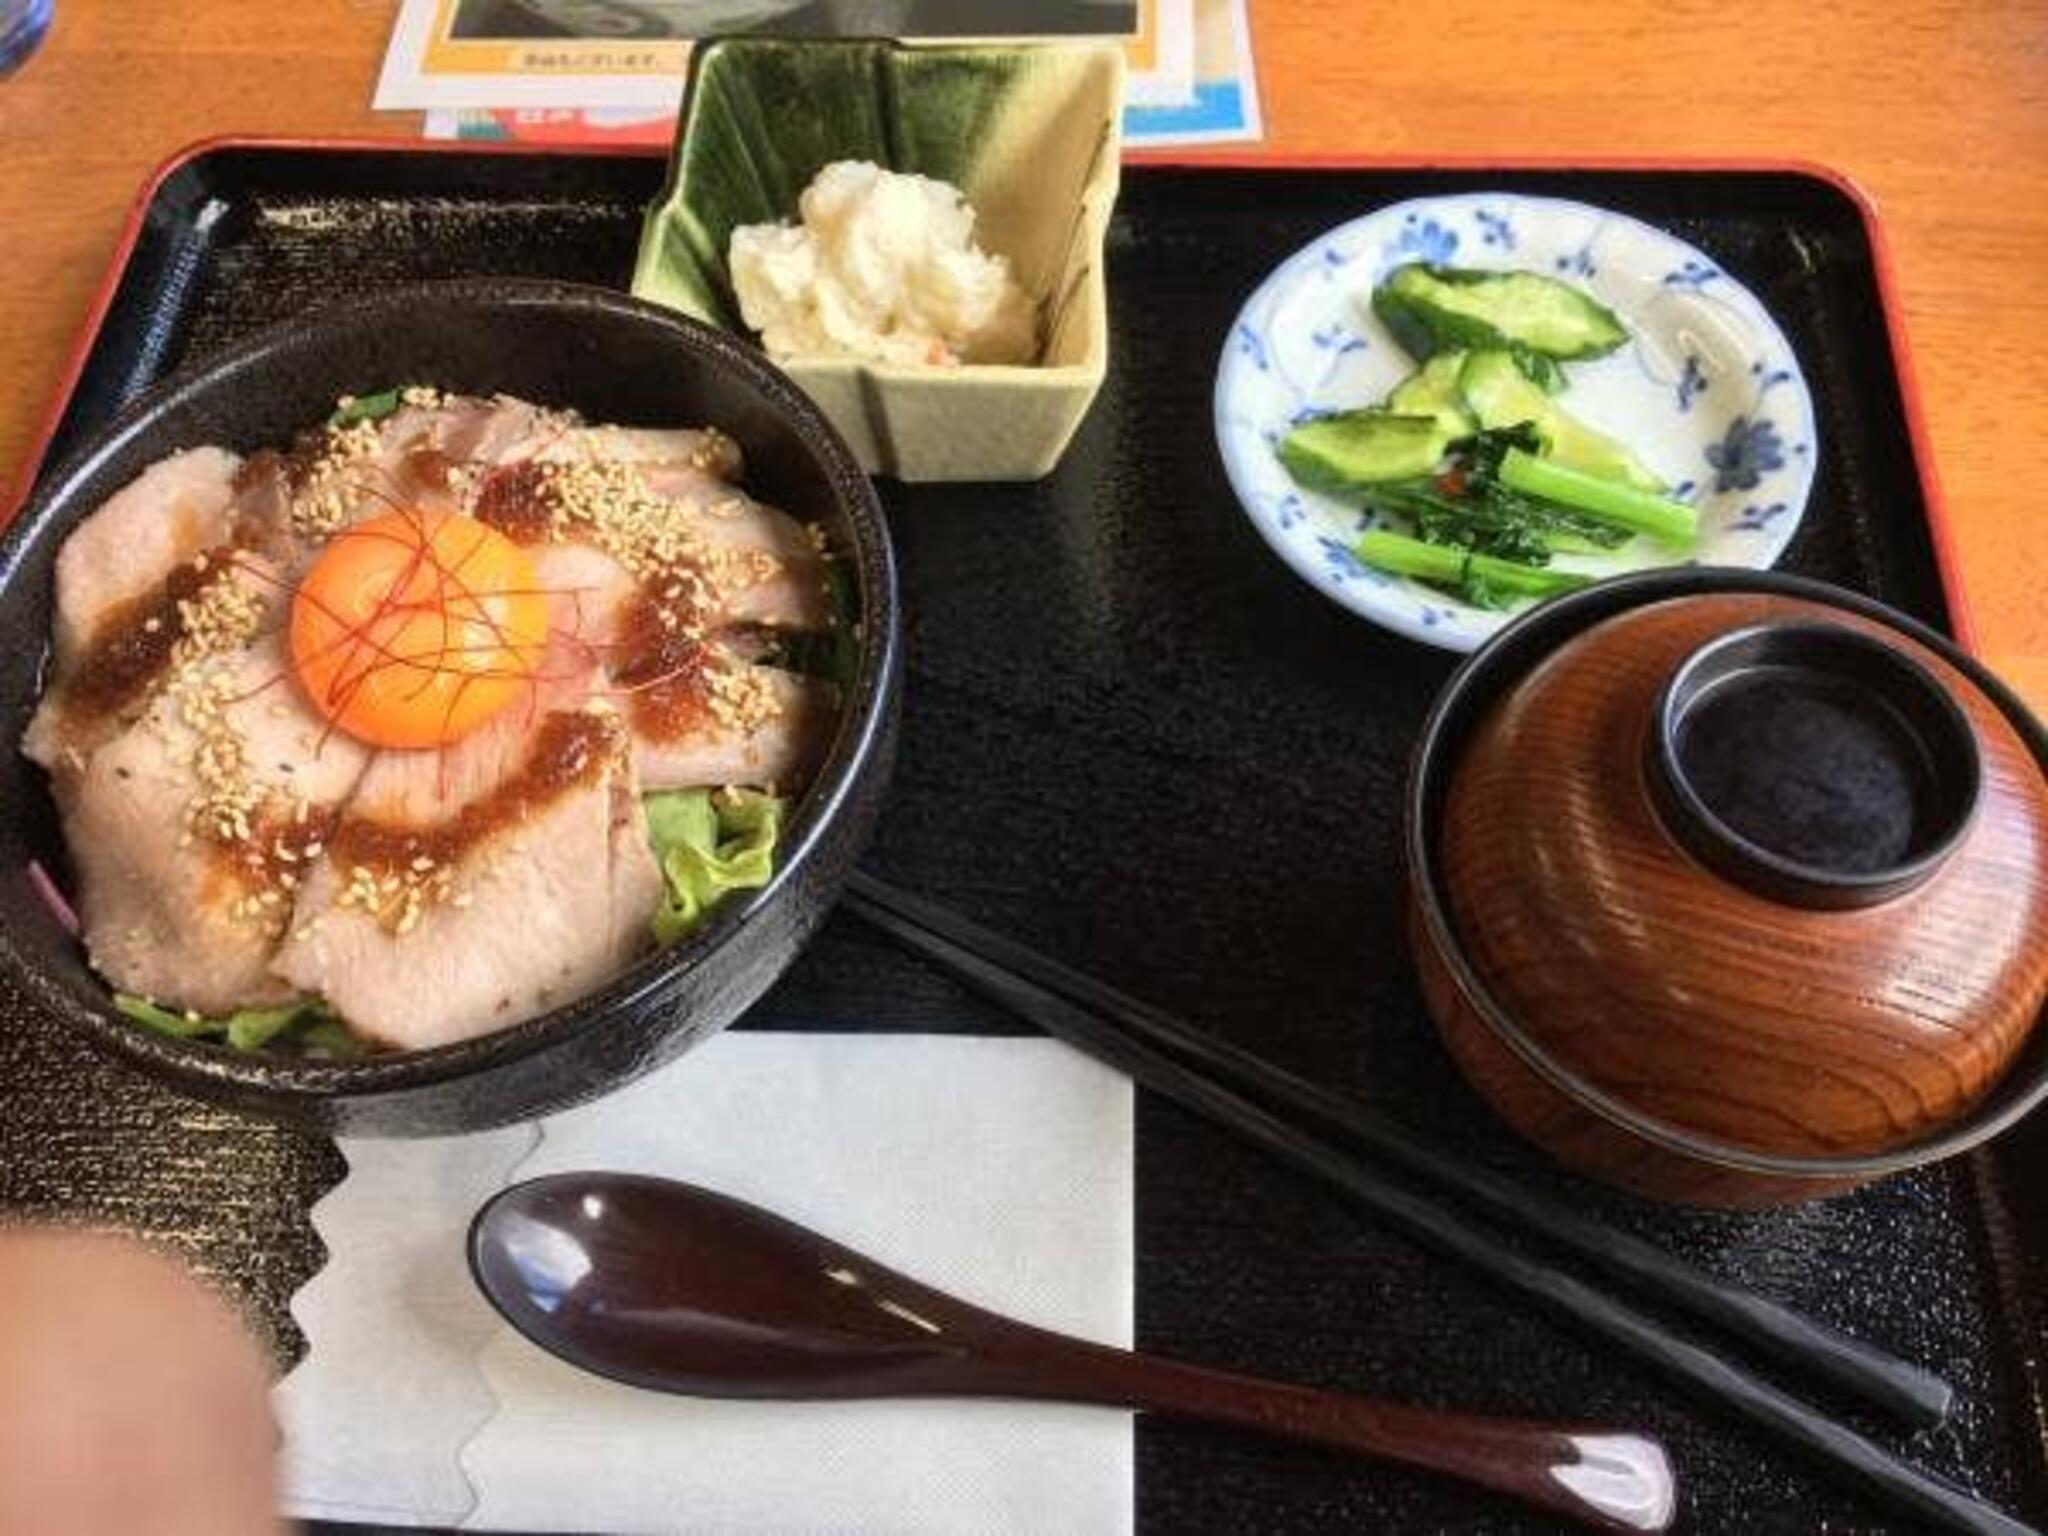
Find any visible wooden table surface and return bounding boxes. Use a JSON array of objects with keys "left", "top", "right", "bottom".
[{"left": 2, "top": 1, "right": 2043, "bottom": 708}]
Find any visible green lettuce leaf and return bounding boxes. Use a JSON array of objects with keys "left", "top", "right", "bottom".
[
  {"left": 113, "top": 994, "right": 221, "bottom": 1039},
  {"left": 113, "top": 993, "right": 363, "bottom": 1057},
  {"left": 291, "top": 1017, "right": 369, "bottom": 1060},
  {"left": 224, "top": 1004, "right": 310, "bottom": 1052},
  {"left": 645, "top": 788, "right": 783, "bottom": 946},
  {"left": 328, "top": 387, "right": 404, "bottom": 427}
]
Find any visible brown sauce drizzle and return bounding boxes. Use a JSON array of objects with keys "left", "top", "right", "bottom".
[
  {"left": 231, "top": 449, "right": 283, "bottom": 495},
  {"left": 63, "top": 548, "right": 234, "bottom": 725},
  {"left": 474, "top": 461, "right": 556, "bottom": 544},
  {"left": 232, "top": 430, "right": 325, "bottom": 498},
  {"left": 284, "top": 429, "right": 332, "bottom": 488},
  {"left": 406, "top": 445, "right": 458, "bottom": 493},
  {"left": 612, "top": 588, "right": 715, "bottom": 742},
  {"left": 206, "top": 803, "right": 340, "bottom": 904},
  {"left": 327, "top": 709, "right": 621, "bottom": 877},
  {"left": 254, "top": 424, "right": 378, "bottom": 495}
]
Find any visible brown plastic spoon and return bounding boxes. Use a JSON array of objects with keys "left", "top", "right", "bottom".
[{"left": 469, "top": 1172, "right": 1675, "bottom": 1532}]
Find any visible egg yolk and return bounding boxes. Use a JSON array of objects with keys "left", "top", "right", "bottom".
[{"left": 289, "top": 510, "right": 550, "bottom": 749}]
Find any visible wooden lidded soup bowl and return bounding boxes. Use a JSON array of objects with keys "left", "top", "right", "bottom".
[{"left": 1406, "top": 568, "right": 2048, "bottom": 1207}]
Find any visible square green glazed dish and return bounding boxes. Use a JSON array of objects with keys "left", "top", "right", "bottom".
[{"left": 631, "top": 37, "right": 1125, "bottom": 482}]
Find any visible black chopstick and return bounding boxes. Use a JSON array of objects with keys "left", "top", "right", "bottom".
[
  {"left": 847, "top": 869, "right": 1951, "bottom": 1431},
  {"left": 842, "top": 877, "right": 2039, "bottom": 1536}
]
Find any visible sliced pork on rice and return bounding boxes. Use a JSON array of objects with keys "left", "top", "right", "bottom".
[
  {"left": 23, "top": 389, "right": 849, "bottom": 1050},
  {"left": 271, "top": 644, "right": 662, "bottom": 1050}
]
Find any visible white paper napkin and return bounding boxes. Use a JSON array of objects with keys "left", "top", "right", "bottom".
[{"left": 277, "top": 1032, "right": 1135, "bottom": 1534}]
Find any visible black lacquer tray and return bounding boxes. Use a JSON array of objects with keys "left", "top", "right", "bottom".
[{"left": 3, "top": 142, "right": 2043, "bottom": 1534}]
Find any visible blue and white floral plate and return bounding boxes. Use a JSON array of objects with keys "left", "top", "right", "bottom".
[{"left": 1212, "top": 193, "right": 1818, "bottom": 652}]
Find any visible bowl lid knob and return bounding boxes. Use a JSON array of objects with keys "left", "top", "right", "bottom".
[{"left": 1645, "top": 620, "right": 1982, "bottom": 910}]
